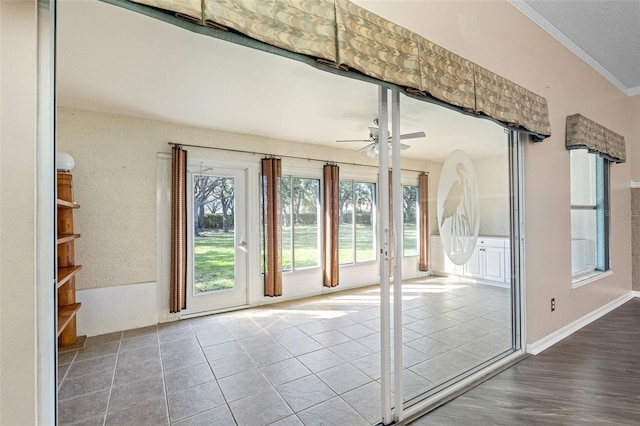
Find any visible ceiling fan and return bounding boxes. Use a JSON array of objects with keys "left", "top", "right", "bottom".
[{"left": 336, "top": 118, "right": 426, "bottom": 157}]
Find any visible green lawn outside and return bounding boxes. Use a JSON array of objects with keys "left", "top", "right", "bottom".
[
  {"left": 194, "top": 231, "right": 235, "bottom": 293},
  {"left": 195, "top": 223, "right": 417, "bottom": 293},
  {"left": 339, "top": 223, "right": 376, "bottom": 264},
  {"left": 282, "top": 224, "right": 319, "bottom": 270},
  {"left": 404, "top": 223, "right": 418, "bottom": 256}
]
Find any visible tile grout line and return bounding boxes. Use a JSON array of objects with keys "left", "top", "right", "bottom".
[
  {"left": 263, "top": 315, "right": 376, "bottom": 423},
  {"left": 102, "top": 332, "right": 123, "bottom": 426},
  {"left": 252, "top": 319, "right": 301, "bottom": 425},
  {"left": 158, "top": 326, "right": 174, "bottom": 426},
  {"left": 190, "top": 318, "right": 239, "bottom": 426},
  {"left": 56, "top": 351, "right": 77, "bottom": 394},
  {"left": 227, "top": 317, "right": 296, "bottom": 425}
]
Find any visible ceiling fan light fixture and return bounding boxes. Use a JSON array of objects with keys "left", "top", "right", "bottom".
[{"left": 336, "top": 118, "right": 425, "bottom": 157}]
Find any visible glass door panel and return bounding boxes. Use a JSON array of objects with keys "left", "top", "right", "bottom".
[
  {"left": 388, "top": 92, "right": 520, "bottom": 417},
  {"left": 185, "top": 166, "right": 248, "bottom": 314},
  {"left": 193, "top": 175, "right": 237, "bottom": 294}
]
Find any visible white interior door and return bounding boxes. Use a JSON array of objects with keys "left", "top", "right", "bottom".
[{"left": 184, "top": 166, "right": 248, "bottom": 314}]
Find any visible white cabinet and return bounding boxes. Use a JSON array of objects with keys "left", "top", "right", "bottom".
[
  {"left": 464, "top": 245, "right": 483, "bottom": 278},
  {"left": 484, "top": 246, "right": 505, "bottom": 281},
  {"left": 467, "top": 238, "right": 506, "bottom": 282},
  {"left": 430, "top": 235, "right": 510, "bottom": 285}
]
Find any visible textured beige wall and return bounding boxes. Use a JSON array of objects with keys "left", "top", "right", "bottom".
[
  {"left": 57, "top": 107, "right": 436, "bottom": 290},
  {"left": 358, "top": 0, "right": 633, "bottom": 343},
  {"left": 57, "top": 109, "right": 157, "bottom": 289},
  {"left": 0, "top": 1, "right": 38, "bottom": 424}
]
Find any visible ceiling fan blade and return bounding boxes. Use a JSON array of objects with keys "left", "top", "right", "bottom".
[
  {"left": 385, "top": 142, "right": 411, "bottom": 150},
  {"left": 336, "top": 139, "right": 370, "bottom": 143},
  {"left": 399, "top": 131, "right": 426, "bottom": 140},
  {"left": 358, "top": 142, "right": 376, "bottom": 153}
]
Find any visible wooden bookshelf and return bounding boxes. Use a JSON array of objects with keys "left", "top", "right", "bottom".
[{"left": 57, "top": 172, "right": 86, "bottom": 353}]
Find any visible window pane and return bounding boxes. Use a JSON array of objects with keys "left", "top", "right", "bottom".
[
  {"left": 403, "top": 185, "right": 418, "bottom": 256},
  {"left": 281, "top": 176, "right": 292, "bottom": 271},
  {"left": 570, "top": 149, "right": 609, "bottom": 275},
  {"left": 293, "top": 178, "right": 320, "bottom": 269},
  {"left": 339, "top": 181, "right": 354, "bottom": 264},
  {"left": 193, "top": 175, "right": 236, "bottom": 293},
  {"left": 571, "top": 209, "right": 597, "bottom": 274},
  {"left": 355, "top": 182, "right": 376, "bottom": 262},
  {"left": 570, "top": 149, "right": 596, "bottom": 206}
]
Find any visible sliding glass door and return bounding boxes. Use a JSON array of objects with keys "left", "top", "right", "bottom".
[{"left": 377, "top": 88, "right": 522, "bottom": 423}]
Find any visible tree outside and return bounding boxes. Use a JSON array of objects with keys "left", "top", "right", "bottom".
[{"left": 193, "top": 175, "right": 236, "bottom": 293}]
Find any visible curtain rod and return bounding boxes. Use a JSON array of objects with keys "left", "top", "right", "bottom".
[{"left": 168, "top": 142, "right": 429, "bottom": 174}]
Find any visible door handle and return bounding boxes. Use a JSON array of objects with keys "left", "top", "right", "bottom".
[{"left": 238, "top": 241, "right": 247, "bottom": 252}]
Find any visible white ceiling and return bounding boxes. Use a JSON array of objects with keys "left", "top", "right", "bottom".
[{"left": 513, "top": 0, "right": 640, "bottom": 96}]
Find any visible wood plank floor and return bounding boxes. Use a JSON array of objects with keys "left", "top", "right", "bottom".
[{"left": 410, "top": 298, "right": 640, "bottom": 425}]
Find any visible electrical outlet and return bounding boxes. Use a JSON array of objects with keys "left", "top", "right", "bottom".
[{"left": 551, "top": 298, "right": 556, "bottom": 312}]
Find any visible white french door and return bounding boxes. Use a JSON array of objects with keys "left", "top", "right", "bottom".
[{"left": 184, "top": 165, "right": 248, "bottom": 314}]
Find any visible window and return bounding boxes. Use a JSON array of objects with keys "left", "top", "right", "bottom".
[
  {"left": 403, "top": 185, "right": 419, "bottom": 257},
  {"left": 339, "top": 181, "right": 376, "bottom": 264},
  {"left": 570, "top": 149, "right": 609, "bottom": 277},
  {"left": 282, "top": 176, "right": 320, "bottom": 270}
]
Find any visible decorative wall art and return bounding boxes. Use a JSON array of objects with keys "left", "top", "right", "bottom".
[{"left": 437, "top": 150, "right": 480, "bottom": 265}]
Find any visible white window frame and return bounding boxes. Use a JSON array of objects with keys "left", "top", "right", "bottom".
[
  {"left": 570, "top": 149, "right": 610, "bottom": 287},
  {"left": 402, "top": 184, "right": 419, "bottom": 258},
  {"left": 280, "top": 172, "right": 322, "bottom": 272},
  {"left": 338, "top": 179, "right": 377, "bottom": 266}
]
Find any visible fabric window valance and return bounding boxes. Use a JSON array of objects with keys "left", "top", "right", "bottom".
[
  {"left": 565, "top": 113, "right": 626, "bottom": 163},
  {"left": 204, "top": 0, "right": 338, "bottom": 63},
  {"left": 124, "top": 0, "right": 551, "bottom": 138}
]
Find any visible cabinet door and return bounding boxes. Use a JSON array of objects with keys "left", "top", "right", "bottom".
[
  {"left": 483, "top": 246, "right": 505, "bottom": 282},
  {"left": 464, "top": 246, "right": 483, "bottom": 278}
]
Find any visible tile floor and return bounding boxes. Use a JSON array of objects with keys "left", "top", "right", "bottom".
[{"left": 57, "top": 277, "right": 512, "bottom": 425}]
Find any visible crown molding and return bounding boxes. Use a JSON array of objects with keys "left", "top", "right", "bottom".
[{"left": 627, "top": 86, "right": 640, "bottom": 97}]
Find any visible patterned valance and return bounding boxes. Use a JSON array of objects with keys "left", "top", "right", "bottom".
[
  {"left": 132, "top": 0, "right": 202, "bottom": 23},
  {"left": 335, "top": 0, "right": 421, "bottom": 90},
  {"left": 418, "top": 38, "right": 476, "bottom": 111},
  {"left": 565, "top": 114, "right": 626, "bottom": 163},
  {"left": 126, "top": 0, "right": 551, "bottom": 139},
  {"left": 204, "top": 0, "right": 337, "bottom": 62},
  {"left": 475, "top": 65, "right": 551, "bottom": 135}
]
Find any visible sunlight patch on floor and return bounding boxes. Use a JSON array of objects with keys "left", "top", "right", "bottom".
[{"left": 248, "top": 309, "right": 348, "bottom": 319}]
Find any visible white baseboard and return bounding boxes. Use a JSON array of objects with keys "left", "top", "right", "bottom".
[
  {"left": 633, "top": 291, "right": 640, "bottom": 298},
  {"left": 76, "top": 282, "right": 158, "bottom": 337},
  {"left": 526, "top": 292, "right": 635, "bottom": 355}
]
